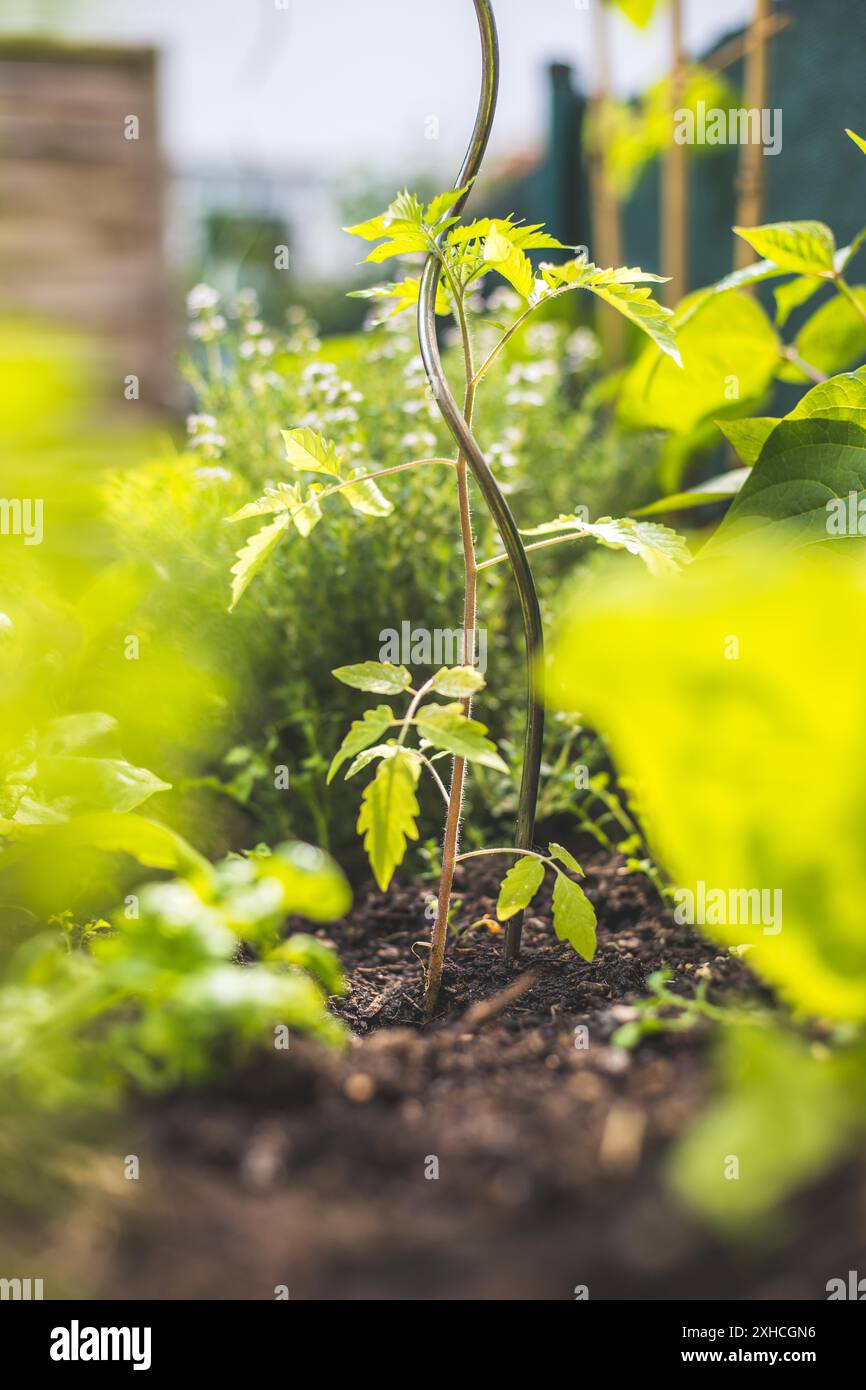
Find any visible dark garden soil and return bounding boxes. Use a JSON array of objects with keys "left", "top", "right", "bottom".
[{"left": 16, "top": 852, "right": 866, "bottom": 1301}]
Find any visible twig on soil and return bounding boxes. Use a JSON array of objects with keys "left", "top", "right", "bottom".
[{"left": 453, "top": 969, "right": 537, "bottom": 1033}]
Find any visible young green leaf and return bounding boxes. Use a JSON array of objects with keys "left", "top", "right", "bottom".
[
  {"left": 732, "top": 221, "right": 836, "bottom": 277},
  {"left": 483, "top": 224, "right": 536, "bottom": 300},
  {"left": 548, "top": 842, "right": 584, "bottom": 875},
  {"left": 327, "top": 706, "right": 394, "bottom": 784},
  {"left": 343, "top": 743, "right": 394, "bottom": 780},
  {"left": 348, "top": 275, "right": 450, "bottom": 319},
  {"left": 281, "top": 427, "right": 343, "bottom": 478},
  {"left": 340, "top": 474, "right": 393, "bottom": 519},
  {"left": 357, "top": 748, "right": 421, "bottom": 891},
  {"left": 332, "top": 661, "right": 412, "bottom": 694},
  {"left": 542, "top": 260, "right": 680, "bottom": 365},
  {"left": 424, "top": 180, "right": 474, "bottom": 226},
  {"left": 496, "top": 855, "right": 545, "bottom": 921},
  {"left": 229, "top": 515, "right": 289, "bottom": 610},
  {"left": 552, "top": 870, "right": 597, "bottom": 960},
  {"left": 228, "top": 481, "right": 299, "bottom": 523},
  {"left": 415, "top": 704, "right": 508, "bottom": 772},
  {"left": 521, "top": 515, "right": 691, "bottom": 576},
  {"left": 430, "top": 665, "right": 486, "bottom": 697},
  {"left": 279, "top": 482, "right": 322, "bottom": 537}
]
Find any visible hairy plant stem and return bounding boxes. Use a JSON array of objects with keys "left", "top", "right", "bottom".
[
  {"left": 418, "top": 0, "right": 544, "bottom": 1002},
  {"left": 425, "top": 277, "right": 478, "bottom": 1019},
  {"left": 478, "top": 530, "right": 592, "bottom": 572}
]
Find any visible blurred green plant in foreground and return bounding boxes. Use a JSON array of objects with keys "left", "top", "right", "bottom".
[{"left": 551, "top": 539, "right": 866, "bottom": 1228}]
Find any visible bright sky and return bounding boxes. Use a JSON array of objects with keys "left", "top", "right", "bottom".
[{"left": 8, "top": 0, "right": 756, "bottom": 174}]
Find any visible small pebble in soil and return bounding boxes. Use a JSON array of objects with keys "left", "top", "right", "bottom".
[
  {"left": 343, "top": 1073, "right": 376, "bottom": 1103},
  {"left": 596, "top": 1046, "right": 631, "bottom": 1075}
]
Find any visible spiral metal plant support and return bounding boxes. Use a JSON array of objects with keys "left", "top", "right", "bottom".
[{"left": 417, "top": 0, "right": 544, "bottom": 964}]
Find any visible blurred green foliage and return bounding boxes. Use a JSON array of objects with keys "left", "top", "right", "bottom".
[{"left": 551, "top": 538, "right": 866, "bottom": 1223}]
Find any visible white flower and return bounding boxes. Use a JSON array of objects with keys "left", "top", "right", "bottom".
[
  {"left": 194, "top": 465, "right": 232, "bottom": 483},
  {"left": 191, "top": 431, "right": 226, "bottom": 451},
  {"left": 187, "top": 283, "right": 220, "bottom": 315},
  {"left": 187, "top": 413, "right": 217, "bottom": 435}
]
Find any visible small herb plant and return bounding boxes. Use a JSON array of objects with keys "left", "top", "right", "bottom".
[
  {"left": 228, "top": 186, "right": 688, "bottom": 1013},
  {"left": 0, "top": 839, "right": 350, "bottom": 1112}
]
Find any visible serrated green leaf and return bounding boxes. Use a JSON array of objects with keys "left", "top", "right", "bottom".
[
  {"left": 357, "top": 748, "right": 421, "bottom": 891},
  {"left": 552, "top": 871, "right": 597, "bottom": 960},
  {"left": 732, "top": 221, "right": 836, "bottom": 277},
  {"left": 429, "top": 665, "right": 486, "bottom": 697},
  {"left": 676, "top": 260, "right": 786, "bottom": 330},
  {"left": 415, "top": 704, "right": 507, "bottom": 772},
  {"left": 587, "top": 278, "right": 681, "bottom": 365},
  {"left": 229, "top": 514, "right": 289, "bottom": 610},
  {"left": 332, "top": 661, "right": 412, "bottom": 694},
  {"left": 228, "top": 481, "right": 299, "bottom": 523},
  {"left": 582, "top": 518, "right": 691, "bottom": 574},
  {"left": 483, "top": 224, "right": 536, "bottom": 299},
  {"left": 548, "top": 842, "right": 584, "bottom": 875},
  {"left": 496, "top": 855, "right": 545, "bottom": 921},
  {"left": 348, "top": 275, "right": 449, "bottom": 318},
  {"left": 521, "top": 515, "right": 691, "bottom": 576},
  {"left": 327, "top": 706, "right": 394, "bottom": 784},
  {"left": 344, "top": 743, "right": 394, "bottom": 780},
  {"left": 340, "top": 474, "right": 393, "bottom": 518},
  {"left": 425, "top": 181, "right": 473, "bottom": 226},
  {"left": 281, "top": 427, "right": 343, "bottom": 478},
  {"left": 365, "top": 231, "right": 430, "bottom": 264},
  {"left": 543, "top": 260, "right": 679, "bottom": 365},
  {"left": 343, "top": 213, "right": 390, "bottom": 241}
]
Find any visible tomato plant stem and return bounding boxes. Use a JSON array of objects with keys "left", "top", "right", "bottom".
[{"left": 418, "top": 0, "right": 544, "bottom": 992}]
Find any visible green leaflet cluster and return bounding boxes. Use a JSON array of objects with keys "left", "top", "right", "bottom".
[
  {"left": 327, "top": 660, "right": 502, "bottom": 888},
  {"left": 227, "top": 426, "right": 394, "bottom": 610},
  {"left": 495, "top": 842, "right": 596, "bottom": 960},
  {"left": 344, "top": 184, "right": 680, "bottom": 363}
]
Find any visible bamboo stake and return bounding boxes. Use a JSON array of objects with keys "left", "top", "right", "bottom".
[{"left": 662, "top": 0, "right": 689, "bottom": 305}]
